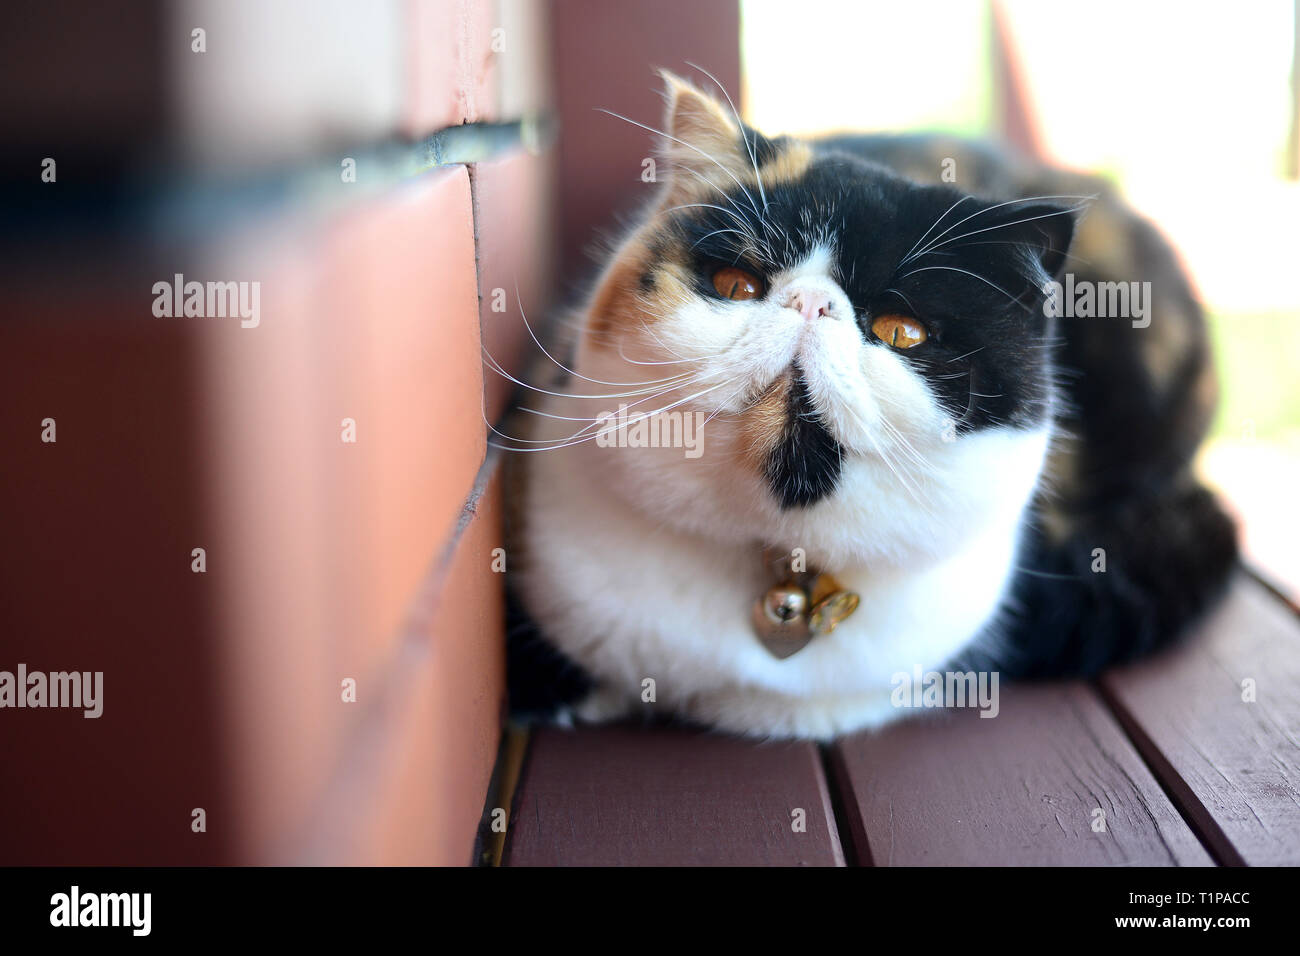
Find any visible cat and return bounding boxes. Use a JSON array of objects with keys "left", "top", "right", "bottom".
[{"left": 498, "top": 71, "right": 1237, "bottom": 739}]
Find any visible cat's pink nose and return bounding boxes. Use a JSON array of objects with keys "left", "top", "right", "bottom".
[{"left": 784, "top": 286, "right": 833, "bottom": 321}]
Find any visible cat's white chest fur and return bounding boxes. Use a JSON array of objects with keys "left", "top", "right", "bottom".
[{"left": 516, "top": 425, "right": 1050, "bottom": 740}]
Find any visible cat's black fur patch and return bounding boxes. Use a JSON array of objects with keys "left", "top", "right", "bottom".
[
  {"left": 505, "top": 584, "right": 595, "bottom": 719},
  {"left": 764, "top": 365, "right": 845, "bottom": 508},
  {"left": 742, "top": 122, "right": 785, "bottom": 167}
]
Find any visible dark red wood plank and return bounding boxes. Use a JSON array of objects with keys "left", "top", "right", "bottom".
[
  {"left": 502, "top": 724, "right": 844, "bottom": 866},
  {"left": 1100, "top": 575, "right": 1300, "bottom": 865},
  {"left": 830, "top": 683, "right": 1211, "bottom": 866}
]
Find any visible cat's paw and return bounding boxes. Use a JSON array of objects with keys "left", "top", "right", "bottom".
[{"left": 567, "top": 684, "right": 635, "bottom": 726}]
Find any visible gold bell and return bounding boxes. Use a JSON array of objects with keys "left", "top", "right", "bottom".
[
  {"left": 804, "top": 571, "right": 860, "bottom": 636},
  {"left": 809, "top": 589, "right": 860, "bottom": 635},
  {"left": 762, "top": 584, "right": 807, "bottom": 624},
  {"left": 751, "top": 584, "right": 813, "bottom": 660}
]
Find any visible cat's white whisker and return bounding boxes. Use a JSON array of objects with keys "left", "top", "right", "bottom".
[
  {"left": 481, "top": 349, "right": 694, "bottom": 401},
  {"left": 597, "top": 108, "right": 763, "bottom": 218},
  {"left": 899, "top": 195, "right": 972, "bottom": 265},
  {"left": 864, "top": 423, "right": 925, "bottom": 507},
  {"left": 616, "top": 338, "right": 726, "bottom": 365},
  {"left": 701, "top": 382, "right": 752, "bottom": 426},
  {"left": 491, "top": 376, "right": 741, "bottom": 453},
  {"left": 877, "top": 417, "right": 933, "bottom": 475},
  {"left": 883, "top": 287, "right": 919, "bottom": 314},
  {"left": 945, "top": 346, "right": 986, "bottom": 364},
  {"left": 690, "top": 226, "right": 752, "bottom": 251},
  {"left": 511, "top": 280, "right": 690, "bottom": 389},
  {"left": 517, "top": 370, "right": 714, "bottom": 427},
  {"left": 668, "top": 165, "right": 766, "bottom": 258},
  {"left": 901, "top": 194, "right": 1095, "bottom": 266},
  {"left": 686, "top": 60, "right": 769, "bottom": 216},
  {"left": 915, "top": 202, "right": 1090, "bottom": 259},
  {"left": 832, "top": 397, "right": 930, "bottom": 510},
  {"left": 899, "top": 265, "right": 1024, "bottom": 307},
  {"left": 659, "top": 201, "right": 753, "bottom": 230}
]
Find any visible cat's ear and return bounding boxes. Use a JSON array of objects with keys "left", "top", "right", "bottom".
[
  {"left": 656, "top": 69, "right": 753, "bottom": 205},
  {"left": 977, "top": 201, "right": 1077, "bottom": 281}
]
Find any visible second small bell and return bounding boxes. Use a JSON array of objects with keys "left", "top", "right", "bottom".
[{"left": 808, "top": 589, "right": 860, "bottom": 635}]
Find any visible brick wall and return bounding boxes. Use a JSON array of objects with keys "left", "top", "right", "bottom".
[{"left": 0, "top": 0, "right": 553, "bottom": 866}]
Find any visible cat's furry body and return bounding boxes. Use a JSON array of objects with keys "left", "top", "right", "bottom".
[{"left": 503, "top": 75, "right": 1237, "bottom": 739}]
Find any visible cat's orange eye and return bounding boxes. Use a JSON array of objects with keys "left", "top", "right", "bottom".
[
  {"left": 712, "top": 266, "right": 765, "bottom": 301},
  {"left": 871, "top": 314, "right": 928, "bottom": 349}
]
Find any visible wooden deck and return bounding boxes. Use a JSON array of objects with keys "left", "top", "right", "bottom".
[{"left": 488, "top": 573, "right": 1300, "bottom": 866}]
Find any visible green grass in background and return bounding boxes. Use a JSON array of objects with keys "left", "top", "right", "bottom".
[{"left": 1207, "top": 311, "right": 1300, "bottom": 441}]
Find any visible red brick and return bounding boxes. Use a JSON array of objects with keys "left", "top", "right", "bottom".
[
  {"left": 319, "top": 166, "right": 486, "bottom": 692},
  {"left": 406, "top": 0, "right": 499, "bottom": 133},
  {"left": 423, "top": 466, "right": 506, "bottom": 864},
  {"left": 368, "top": 468, "right": 505, "bottom": 865},
  {"left": 191, "top": 167, "right": 485, "bottom": 858},
  {"left": 293, "top": 465, "right": 505, "bottom": 865},
  {"left": 190, "top": 232, "right": 343, "bottom": 860}
]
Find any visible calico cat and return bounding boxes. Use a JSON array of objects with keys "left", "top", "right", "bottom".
[{"left": 500, "top": 72, "right": 1237, "bottom": 739}]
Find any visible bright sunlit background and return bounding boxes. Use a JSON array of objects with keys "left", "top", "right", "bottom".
[{"left": 741, "top": 0, "right": 1300, "bottom": 594}]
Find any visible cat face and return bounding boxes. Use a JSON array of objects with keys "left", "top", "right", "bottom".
[{"left": 566, "top": 73, "right": 1074, "bottom": 565}]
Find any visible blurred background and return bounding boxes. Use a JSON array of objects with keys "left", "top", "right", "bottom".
[{"left": 1, "top": 0, "right": 1295, "bottom": 865}]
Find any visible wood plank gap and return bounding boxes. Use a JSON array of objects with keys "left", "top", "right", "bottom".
[
  {"left": 819, "top": 742, "right": 868, "bottom": 866},
  {"left": 497, "top": 723, "right": 541, "bottom": 866},
  {"left": 1093, "top": 678, "right": 1244, "bottom": 867},
  {"left": 474, "top": 724, "right": 532, "bottom": 866},
  {"left": 1244, "top": 564, "right": 1299, "bottom": 617},
  {"left": 1097, "top": 575, "right": 1300, "bottom": 864}
]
